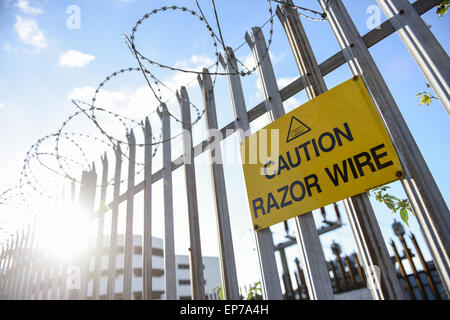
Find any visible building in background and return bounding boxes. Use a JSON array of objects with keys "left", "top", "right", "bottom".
[{"left": 88, "top": 235, "right": 221, "bottom": 300}]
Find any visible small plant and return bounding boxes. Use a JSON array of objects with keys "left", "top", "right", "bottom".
[
  {"left": 416, "top": 91, "right": 438, "bottom": 106},
  {"left": 436, "top": 0, "right": 449, "bottom": 17},
  {"left": 371, "top": 186, "right": 413, "bottom": 226},
  {"left": 245, "top": 282, "right": 262, "bottom": 300},
  {"left": 210, "top": 284, "right": 223, "bottom": 300}
]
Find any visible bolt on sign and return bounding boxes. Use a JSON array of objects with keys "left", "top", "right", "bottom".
[{"left": 240, "top": 76, "right": 404, "bottom": 231}]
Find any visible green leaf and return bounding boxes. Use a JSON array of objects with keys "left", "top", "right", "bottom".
[
  {"left": 419, "top": 94, "right": 430, "bottom": 106},
  {"left": 400, "top": 208, "right": 409, "bottom": 226},
  {"left": 437, "top": 1, "right": 449, "bottom": 16}
]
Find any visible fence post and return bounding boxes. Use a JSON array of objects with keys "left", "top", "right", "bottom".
[
  {"left": 198, "top": 70, "right": 240, "bottom": 300},
  {"left": 398, "top": 233, "right": 428, "bottom": 299},
  {"left": 219, "top": 46, "right": 282, "bottom": 300},
  {"left": 391, "top": 239, "right": 416, "bottom": 299},
  {"left": 4, "top": 237, "right": 15, "bottom": 298},
  {"left": 8, "top": 231, "right": 22, "bottom": 300},
  {"left": 279, "top": 248, "right": 294, "bottom": 299},
  {"left": 246, "top": 25, "right": 335, "bottom": 299},
  {"left": 410, "top": 233, "right": 441, "bottom": 299},
  {"left": 320, "top": 0, "right": 450, "bottom": 295},
  {"left": 0, "top": 244, "right": 5, "bottom": 297},
  {"left": 78, "top": 166, "right": 97, "bottom": 300},
  {"left": 107, "top": 144, "right": 122, "bottom": 300},
  {"left": 123, "top": 130, "right": 136, "bottom": 300},
  {"left": 12, "top": 228, "right": 25, "bottom": 299},
  {"left": 142, "top": 117, "right": 153, "bottom": 300},
  {"left": 177, "top": 87, "right": 206, "bottom": 300},
  {"left": 13, "top": 229, "right": 27, "bottom": 299},
  {"left": 157, "top": 104, "right": 177, "bottom": 300},
  {"left": 21, "top": 221, "right": 36, "bottom": 299},
  {"left": 92, "top": 153, "right": 108, "bottom": 300},
  {"left": 377, "top": 0, "right": 450, "bottom": 115}
]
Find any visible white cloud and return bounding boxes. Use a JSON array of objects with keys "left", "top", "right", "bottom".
[
  {"left": 239, "top": 51, "right": 286, "bottom": 72},
  {"left": 14, "top": 16, "right": 47, "bottom": 50},
  {"left": 68, "top": 86, "right": 127, "bottom": 109},
  {"left": 15, "top": 0, "right": 43, "bottom": 15},
  {"left": 0, "top": 103, "right": 4, "bottom": 109},
  {"left": 59, "top": 50, "right": 95, "bottom": 68},
  {"left": 2, "top": 43, "right": 18, "bottom": 53},
  {"left": 67, "top": 54, "right": 214, "bottom": 119},
  {"left": 276, "top": 76, "right": 297, "bottom": 89}
]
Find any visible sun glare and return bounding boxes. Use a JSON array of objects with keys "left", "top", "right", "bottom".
[{"left": 38, "top": 204, "right": 91, "bottom": 260}]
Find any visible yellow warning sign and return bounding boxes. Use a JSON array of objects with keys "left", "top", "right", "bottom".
[{"left": 240, "top": 77, "right": 404, "bottom": 230}]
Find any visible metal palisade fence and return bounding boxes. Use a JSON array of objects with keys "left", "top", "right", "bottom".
[{"left": 0, "top": 0, "right": 448, "bottom": 301}]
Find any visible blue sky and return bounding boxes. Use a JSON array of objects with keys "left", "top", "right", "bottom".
[{"left": 0, "top": 0, "right": 449, "bottom": 291}]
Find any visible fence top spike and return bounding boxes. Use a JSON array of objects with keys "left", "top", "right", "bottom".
[
  {"left": 114, "top": 142, "right": 122, "bottom": 154},
  {"left": 252, "top": 26, "right": 262, "bottom": 34},
  {"left": 144, "top": 117, "right": 152, "bottom": 138},
  {"left": 145, "top": 116, "right": 151, "bottom": 129},
  {"left": 275, "top": 5, "right": 284, "bottom": 19},
  {"left": 180, "top": 86, "right": 188, "bottom": 100},
  {"left": 244, "top": 31, "right": 253, "bottom": 48},
  {"left": 197, "top": 74, "right": 203, "bottom": 88},
  {"left": 102, "top": 152, "right": 108, "bottom": 166},
  {"left": 127, "top": 129, "right": 136, "bottom": 143},
  {"left": 218, "top": 52, "right": 226, "bottom": 70}
]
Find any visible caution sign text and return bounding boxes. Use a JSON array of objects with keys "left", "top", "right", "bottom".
[{"left": 240, "top": 77, "right": 404, "bottom": 230}]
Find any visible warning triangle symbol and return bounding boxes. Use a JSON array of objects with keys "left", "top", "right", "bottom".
[{"left": 286, "top": 116, "right": 311, "bottom": 143}]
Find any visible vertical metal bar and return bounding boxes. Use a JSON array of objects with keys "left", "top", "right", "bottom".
[
  {"left": 334, "top": 254, "right": 349, "bottom": 292},
  {"left": 7, "top": 235, "right": 18, "bottom": 299},
  {"left": 352, "top": 252, "right": 366, "bottom": 286},
  {"left": 0, "top": 244, "right": 5, "bottom": 297},
  {"left": 399, "top": 234, "right": 428, "bottom": 299},
  {"left": 3, "top": 238, "right": 11, "bottom": 298},
  {"left": 344, "top": 255, "right": 357, "bottom": 289},
  {"left": 157, "top": 105, "right": 177, "bottom": 300},
  {"left": 59, "top": 260, "right": 67, "bottom": 300},
  {"left": 320, "top": 0, "right": 450, "bottom": 294},
  {"left": 123, "top": 130, "right": 136, "bottom": 300},
  {"left": 220, "top": 45, "right": 282, "bottom": 300},
  {"left": 21, "top": 221, "right": 36, "bottom": 300},
  {"left": 8, "top": 232, "right": 21, "bottom": 300},
  {"left": 279, "top": 248, "right": 294, "bottom": 299},
  {"left": 15, "top": 227, "right": 30, "bottom": 299},
  {"left": 50, "top": 264, "right": 58, "bottom": 300},
  {"left": 78, "top": 166, "right": 97, "bottom": 299},
  {"left": 107, "top": 144, "right": 122, "bottom": 300},
  {"left": 177, "top": 87, "right": 205, "bottom": 300},
  {"left": 377, "top": 0, "right": 450, "bottom": 115},
  {"left": 41, "top": 252, "right": 50, "bottom": 300},
  {"left": 12, "top": 229, "right": 27, "bottom": 299},
  {"left": 142, "top": 117, "right": 153, "bottom": 300},
  {"left": 198, "top": 70, "right": 240, "bottom": 300},
  {"left": 93, "top": 153, "right": 108, "bottom": 300},
  {"left": 247, "top": 23, "right": 335, "bottom": 300},
  {"left": 294, "top": 271, "right": 302, "bottom": 300},
  {"left": 329, "top": 261, "right": 339, "bottom": 293},
  {"left": 343, "top": 196, "right": 405, "bottom": 299},
  {"left": 410, "top": 233, "right": 441, "bottom": 299},
  {"left": 2, "top": 240, "right": 13, "bottom": 295},
  {"left": 391, "top": 239, "right": 416, "bottom": 299}
]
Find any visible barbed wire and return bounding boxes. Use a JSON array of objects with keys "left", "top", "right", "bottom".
[{"left": 0, "top": 0, "right": 330, "bottom": 241}]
